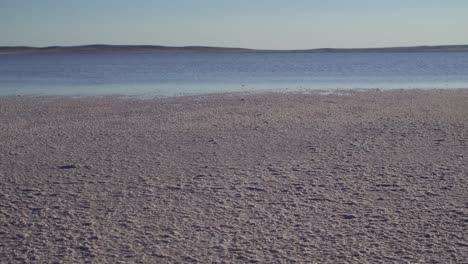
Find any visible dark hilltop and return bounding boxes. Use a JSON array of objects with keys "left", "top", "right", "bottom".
[{"left": 1, "top": 44, "right": 468, "bottom": 55}]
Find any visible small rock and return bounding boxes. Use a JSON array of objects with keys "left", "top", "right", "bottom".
[
  {"left": 59, "top": 165, "right": 78, "bottom": 169},
  {"left": 342, "top": 214, "right": 356, "bottom": 220}
]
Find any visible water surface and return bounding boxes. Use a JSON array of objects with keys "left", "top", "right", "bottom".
[{"left": 1, "top": 52, "right": 467, "bottom": 97}]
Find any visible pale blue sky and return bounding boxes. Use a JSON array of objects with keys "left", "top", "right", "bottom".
[{"left": 1, "top": 0, "right": 467, "bottom": 49}]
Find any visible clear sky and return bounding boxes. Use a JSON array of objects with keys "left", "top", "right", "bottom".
[{"left": 1, "top": 0, "right": 467, "bottom": 49}]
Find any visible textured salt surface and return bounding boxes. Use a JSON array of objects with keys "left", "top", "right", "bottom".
[{"left": 1, "top": 90, "right": 467, "bottom": 263}]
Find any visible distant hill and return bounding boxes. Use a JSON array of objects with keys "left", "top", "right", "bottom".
[
  {"left": 1, "top": 44, "right": 468, "bottom": 55},
  {"left": 0, "top": 45, "right": 254, "bottom": 55}
]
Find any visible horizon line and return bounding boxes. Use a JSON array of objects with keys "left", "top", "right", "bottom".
[
  {"left": 2, "top": 43, "right": 468, "bottom": 50},
  {"left": 1, "top": 44, "right": 468, "bottom": 55}
]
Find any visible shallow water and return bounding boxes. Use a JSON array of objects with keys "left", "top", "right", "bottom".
[{"left": 1, "top": 52, "right": 467, "bottom": 97}]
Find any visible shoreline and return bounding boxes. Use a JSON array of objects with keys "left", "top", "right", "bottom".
[
  {"left": 1, "top": 89, "right": 467, "bottom": 263},
  {"left": 2, "top": 87, "right": 468, "bottom": 100}
]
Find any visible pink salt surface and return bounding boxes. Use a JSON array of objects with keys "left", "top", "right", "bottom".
[{"left": 0, "top": 89, "right": 467, "bottom": 263}]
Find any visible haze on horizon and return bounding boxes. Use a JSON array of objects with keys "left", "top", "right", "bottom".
[{"left": 1, "top": 0, "right": 467, "bottom": 50}]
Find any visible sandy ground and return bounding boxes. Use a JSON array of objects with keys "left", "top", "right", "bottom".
[{"left": 0, "top": 89, "right": 467, "bottom": 263}]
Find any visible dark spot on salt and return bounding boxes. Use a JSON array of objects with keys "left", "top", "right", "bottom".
[
  {"left": 455, "top": 242, "right": 468, "bottom": 247},
  {"left": 342, "top": 214, "right": 356, "bottom": 220},
  {"left": 59, "top": 165, "right": 77, "bottom": 169}
]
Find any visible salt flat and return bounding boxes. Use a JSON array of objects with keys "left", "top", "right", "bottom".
[{"left": 1, "top": 89, "right": 467, "bottom": 263}]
